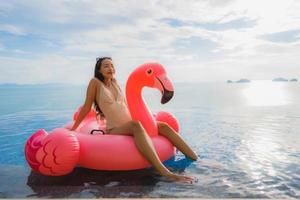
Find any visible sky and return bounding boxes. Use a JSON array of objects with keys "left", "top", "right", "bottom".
[{"left": 0, "top": 0, "right": 300, "bottom": 84}]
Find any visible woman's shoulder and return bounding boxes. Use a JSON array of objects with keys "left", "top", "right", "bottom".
[
  {"left": 90, "top": 78, "right": 103, "bottom": 86},
  {"left": 88, "top": 78, "right": 103, "bottom": 93}
]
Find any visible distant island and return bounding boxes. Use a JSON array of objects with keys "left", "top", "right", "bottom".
[
  {"left": 236, "top": 79, "right": 251, "bottom": 83},
  {"left": 226, "top": 77, "right": 298, "bottom": 83},
  {"left": 272, "top": 77, "right": 298, "bottom": 82},
  {"left": 272, "top": 77, "right": 289, "bottom": 82},
  {"left": 226, "top": 79, "right": 251, "bottom": 83}
]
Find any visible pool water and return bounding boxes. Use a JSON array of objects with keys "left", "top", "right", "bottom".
[{"left": 0, "top": 82, "right": 299, "bottom": 198}]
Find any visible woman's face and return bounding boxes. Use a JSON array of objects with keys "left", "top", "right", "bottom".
[{"left": 99, "top": 59, "right": 115, "bottom": 79}]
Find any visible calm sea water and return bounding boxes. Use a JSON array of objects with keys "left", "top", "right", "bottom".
[{"left": 0, "top": 81, "right": 299, "bottom": 198}]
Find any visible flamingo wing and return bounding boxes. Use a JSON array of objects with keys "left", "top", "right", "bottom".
[
  {"left": 154, "top": 111, "right": 179, "bottom": 132},
  {"left": 25, "top": 128, "right": 80, "bottom": 176}
]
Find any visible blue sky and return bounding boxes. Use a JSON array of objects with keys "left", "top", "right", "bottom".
[{"left": 0, "top": 0, "right": 300, "bottom": 84}]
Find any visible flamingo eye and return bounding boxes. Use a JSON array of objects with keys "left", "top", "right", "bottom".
[{"left": 146, "top": 68, "right": 153, "bottom": 76}]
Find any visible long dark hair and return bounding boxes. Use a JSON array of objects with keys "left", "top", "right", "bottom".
[{"left": 93, "top": 57, "right": 112, "bottom": 118}]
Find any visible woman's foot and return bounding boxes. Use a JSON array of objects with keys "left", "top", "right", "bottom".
[
  {"left": 188, "top": 153, "right": 198, "bottom": 161},
  {"left": 162, "top": 172, "right": 198, "bottom": 184}
]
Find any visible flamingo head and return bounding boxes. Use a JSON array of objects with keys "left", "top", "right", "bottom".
[{"left": 130, "top": 63, "right": 174, "bottom": 104}]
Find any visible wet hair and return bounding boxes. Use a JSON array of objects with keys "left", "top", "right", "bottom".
[{"left": 93, "top": 57, "right": 112, "bottom": 118}]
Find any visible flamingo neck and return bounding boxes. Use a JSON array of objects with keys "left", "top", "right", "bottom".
[{"left": 125, "top": 81, "right": 158, "bottom": 136}]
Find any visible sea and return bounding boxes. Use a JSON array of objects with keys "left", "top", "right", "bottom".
[{"left": 0, "top": 81, "right": 299, "bottom": 198}]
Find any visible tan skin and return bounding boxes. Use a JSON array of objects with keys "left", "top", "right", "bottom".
[{"left": 70, "top": 59, "right": 198, "bottom": 183}]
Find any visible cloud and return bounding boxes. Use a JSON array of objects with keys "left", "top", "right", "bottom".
[
  {"left": 260, "top": 29, "right": 300, "bottom": 43},
  {"left": 161, "top": 17, "right": 256, "bottom": 30},
  {"left": 0, "top": 24, "right": 26, "bottom": 35},
  {"left": 1, "top": 0, "right": 300, "bottom": 84},
  {"left": 0, "top": 55, "right": 92, "bottom": 84}
]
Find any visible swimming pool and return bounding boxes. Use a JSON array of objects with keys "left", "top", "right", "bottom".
[{"left": 0, "top": 82, "right": 299, "bottom": 198}]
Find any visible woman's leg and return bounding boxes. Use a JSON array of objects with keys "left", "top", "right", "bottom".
[
  {"left": 157, "top": 121, "right": 198, "bottom": 160},
  {"left": 108, "top": 120, "right": 196, "bottom": 183}
]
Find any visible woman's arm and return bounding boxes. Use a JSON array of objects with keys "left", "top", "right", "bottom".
[{"left": 70, "top": 78, "right": 98, "bottom": 131}]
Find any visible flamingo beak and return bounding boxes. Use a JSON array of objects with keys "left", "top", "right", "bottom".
[
  {"left": 161, "top": 88, "right": 174, "bottom": 104},
  {"left": 154, "top": 74, "right": 174, "bottom": 104}
]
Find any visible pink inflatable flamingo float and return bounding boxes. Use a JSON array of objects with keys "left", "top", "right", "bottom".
[{"left": 24, "top": 63, "right": 180, "bottom": 176}]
